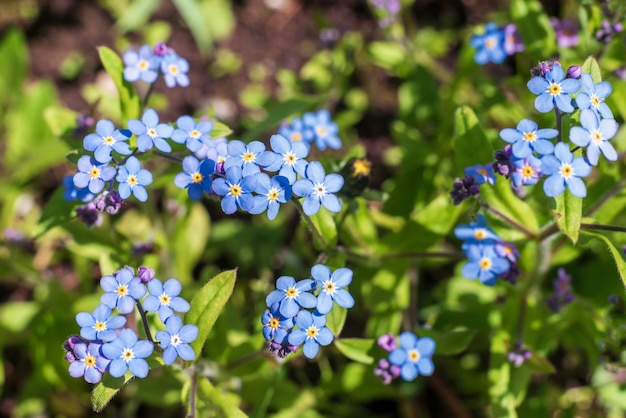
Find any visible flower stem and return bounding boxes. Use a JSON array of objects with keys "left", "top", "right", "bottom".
[
  {"left": 135, "top": 301, "right": 154, "bottom": 342},
  {"left": 187, "top": 371, "right": 197, "bottom": 418},
  {"left": 581, "top": 223, "right": 626, "bottom": 234},
  {"left": 291, "top": 199, "right": 328, "bottom": 250},
  {"left": 153, "top": 149, "right": 184, "bottom": 163},
  {"left": 141, "top": 83, "right": 155, "bottom": 113},
  {"left": 555, "top": 108, "right": 563, "bottom": 142},
  {"left": 481, "top": 203, "right": 537, "bottom": 239}
]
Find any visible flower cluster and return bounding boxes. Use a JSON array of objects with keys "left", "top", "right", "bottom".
[
  {"left": 470, "top": 22, "right": 524, "bottom": 65},
  {"left": 64, "top": 107, "right": 346, "bottom": 226},
  {"left": 63, "top": 266, "right": 198, "bottom": 383},
  {"left": 277, "top": 109, "right": 342, "bottom": 151},
  {"left": 455, "top": 215, "right": 520, "bottom": 286},
  {"left": 374, "top": 332, "right": 435, "bottom": 383},
  {"left": 262, "top": 264, "right": 355, "bottom": 359},
  {"left": 450, "top": 163, "right": 496, "bottom": 205},
  {"left": 122, "top": 43, "right": 189, "bottom": 88},
  {"left": 546, "top": 268, "right": 575, "bottom": 313}
]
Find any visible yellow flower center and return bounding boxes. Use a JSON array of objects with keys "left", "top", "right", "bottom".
[
  {"left": 116, "top": 284, "right": 128, "bottom": 297},
  {"left": 485, "top": 37, "right": 496, "bottom": 49},
  {"left": 229, "top": 184, "right": 242, "bottom": 196},
  {"left": 408, "top": 349, "right": 421, "bottom": 362},
  {"left": 122, "top": 348, "right": 134, "bottom": 362},
  {"left": 94, "top": 321, "right": 107, "bottom": 331},
  {"left": 89, "top": 167, "right": 101, "bottom": 179},
  {"left": 147, "top": 128, "right": 157, "bottom": 138},
  {"left": 283, "top": 152, "right": 297, "bottom": 165},
  {"left": 170, "top": 335, "right": 181, "bottom": 347},
  {"left": 269, "top": 318, "right": 280, "bottom": 329},
  {"left": 479, "top": 257, "right": 492, "bottom": 270},
  {"left": 127, "top": 175, "right": 138, "bottom": 187},
  {"left": 84, "top": 354, "right": 96, "bottom": 367},
  {"left": 523, "top": 132, "right": 537, "bottom": 142},
  {"left": 592, "top": 131, "right": 603, "bottom": 143},
  {"left": 474, "top": 229, "right": 486, "bottom": 240},
  {"left": 316, "top": 126, "right": 327, "bottom": 137},
  {"left": 138, "top": 60, "right": 149, "bottom": 70},
  {"left": 242, "top": 152, "right": 255, "bottom": 163},
  {"left": 159, "top": 294, "right": 171, "bottom": 306},
  {"left": 352, "top": 159, "right": 372, "bottom": 177},
  {"left": 548, "top": 83, "right": 562, "bottom": 96},
  {"left": 560, "top": 164, "right": 573, "bottom": 179},
  {"left": 306, "top": 325, "right": 319, "bottom": 339},
  {"left": 522, "top": 165, "right": 534, "bottom": 177},
  {"left": 217, "top": 156, "right": 227, "bottom": 163},
  {"left": 267, "top": 188, "right": 279, "bottom": 201},
  {"left": 590, "top": 95, "right": 600, "bottom": 108},
  {"left": 323, "top": 281, "right": 336, "bottom": 293},
  {"left": 291, "top": 132, "right": 302, "bottom": 142},
  {"left": 103, "top": 136, "right": 115, "bottom": 145},
  {"left": 169, "top": 64, "right": 179, "bottom": 75},
  {"left": 191, "top": 172, "right": 203, "bottom": 184},
  {"left": 189, "top": 129, "right": 201, "bottom": 139},
  {"left": 285, "top": 287, "right": 298, "bottom": 298}
]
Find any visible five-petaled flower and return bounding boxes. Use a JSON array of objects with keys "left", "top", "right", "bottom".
[
  {"left": 461, "top": 243, "right": 511, "bottom": 286},
  {"left": 100, "top": 267, "right": 147, "bottom": 314},
  {"left": 499, "top": 119, "right": 557, "bottom": 158},
  {"left": 287, "top": 310, "right": 334, "bottom": 359},
  {"left": 143, "top": 278, "right": 191, "bottom": 323},
  {"left": 72, "top": 156, "right": 116, "bottom": 195},
  {"left": 266, "top": 276, "right": 317, "bottom": 318},
  {"left": 68, "top": 341, "right": 110, "bottom": 384},
  {"left": 264, "top": 134, "right": 309, "bottom": 184},
  {"left": 174, "top": 156, "right": 215, "bottom": 200},
  {"left": 83, "top": 119, "right": 132, "bottom": 163},
  {"left": 116, "top": 156, "right": 153, "bottom": 202},
  {"left": 211, "top": 166, "right": 257, "bottom": 214},
  {"left": 248, "top": 174, "right": 292, "bottom": 220},
  {"left": 470, "top": 23, "right": 506, "bottom": 65},
  {"left": 569, "top": 109, "right": 618, "bottom": 166},
  {"left": 302, "top": 110, "right": 342, "bottom": 151},
  {"left": 293, "top": 161, "right": 344, "bottom": 216},
  {"left": 388, "top": 332, "right": 435, "bottom": 381},
  {"left": 575, "top": 74, "right": 613, "bottom": 119},
  {"left": 76, "top": 304, "right": 126, "bottom": 342},
  {"left": 123, "top": 44, "right": 159, "bottom": 84},
  {"left": 224, "top": 140, "right": 276, "bottom": 177},
  {"left": 527, "top": 63, "right": 581, "bottom": 113},
  {"left": 261, "top": 303, "right": 295, "bottom": 344},
  {"left": 541, "top": 142, "right": 592, "bottom": 198},
  {"left": 511, "top": 155, "right": 543, "bottom": 188},
  {"left": 172, "top": 115, "right": 214, "bottom": 152},
  {"left": 155, "top": 315, "right": 198, "bottom": 365},
  {"left": 161, "top": 53, "right": 190, "bottom": 88},
  {"left": 102, "top": 328, "right": 154, "bottom": 378},
  {"left": 311, "top": 264, "right": 355, "bottom": 314},
  {"left": 128, "top": 108, "right": 174, "bottom": 153}
]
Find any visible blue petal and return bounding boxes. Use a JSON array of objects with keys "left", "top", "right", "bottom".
[
  {"left": 311, "top": 264, "right": 331, "bottom": 282},
  {"left": 324, "top": 174, "right": 344, "bottom": 193},
  {"left": 108, "top": 359, "right": 127, "bottom": 377},
  {"left": 417, "top": 337, "right": 436, "bottom": 356},
  {"left": 127, "top": 119, "right": 146, "bottom": 135},
  {"left": 333, "top": 289, "right": 354, "bottom": 309},
  {"left": 389, "top": 348, "right": 407, "bottom": 365},
  {"left": 566, "top": 176, "right": 587, "bottom": 198},
  {"left": 302, "top": 195, "right": 321, "bottom": 216},
  {"left": 132, "top": 186, "right": 148, "bottom": 202},
  {"left": 316, "top": 327, "right": 334, "bottom": 346},
  {"left": 142, "top": 109, "right": 159, "bottom": 127},
  {"left": 534, "top": 93, "right": 554, "bottom": 113},
  {"left": 599, "top": 141, "right": 618, "bottom": 162},
  {"left": 288, "top": 329, "right": 307, "bottom": 346},
  {"left": 527, "top": 77, "right": 548, "bottom": 94},
  {"left": 499, "top": 128, "right": 522, "bottom": 143},
  {"left": 417, "top": 358, "right": 434, "bottom": 376},
  {"left": 303, "top": 339, "right": 320, "bottom": 359},
  {"left": 306, "top": 161, "right": 326, "bottom": 183},
  {"left": 177, "top": 344, "right": 196, "bottom": 361},
  {"left": 543, "top": 174, "right": 565, "bottom": 197},
  {"left": 163, "top": 346, "right": 177, "bottom": 364},
  {"left": 555, "top": 94, "right": 574, "bottom": 113},
  {"left": 292, "top": 179, "right": 313, "bottom": 197},
  {"left": 401, "top": 362, "right": 419, "bottom": 381},
  {"left": 316, "top": 293, "right": 333, "bottom": 314},
  {"left": 399, "top": 332, "right": 418, "bottom": 349},
  {"left": 128, "top": 358, "right": 149, "bottom": 378}
]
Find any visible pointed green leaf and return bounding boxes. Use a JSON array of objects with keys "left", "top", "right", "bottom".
[
  {"left": 581, "top": 56, "right": 602, "bottom": 83},
  {"left": 309, "top": 206, "right": 338, "bottom": 250},
  {"left": 97, "top": 46, "right": 140, "bottom": 122},
  {"left": 553, "top": 189, "right": 583, "bottom": 244},
  {"left": 91, "top": 374, "right": 133, "bottom": 412},
  {"left": 35, "top": 187, "right": 82, "bottom": 238},
  {"left": 210, "top": 121, "right": 233, "bottom": 138},
  {"left": 197, "top": 377, "right": 248, "bottom": 418},
  {"left": 525, "top": 352, "right": 556, "bottom": 374},
  {"left": 334, "top": 338, "right": 375, "bottom": 364},
  {"left": 580, "top": 230, "right": 626, "bottom": 287},
  {"left": 44, "top": 106, "right": 78, "bottom": 137},
  {"left": 186, "top": 269, "right": 237, "bottom": 360},
  {"left": 326, "top": 305, "right": 347, "bottom": 336},
  {"left": 453, "top": 106, "right": 494, "bottom": 171}
]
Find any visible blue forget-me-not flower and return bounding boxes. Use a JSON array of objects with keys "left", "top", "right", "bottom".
[
  {"left": 155, "top": 315, "right": 198, "bottom": 365},
  {"left": 128, "top": 108, "right": 174, "bottom": 153},
  {"left": 292, "top": 161, "right": 344, "bottom": 216},
  {"left": 569, "top": 108, "right": 618, "bottom": 166},
  {"left": 100, "top": 267, "right": 147, "bottom": 314},
  {"left": 388, "top": 332, "right": 435, "bottom": 381},
  {"left": 102, "top": 328, "right": 154, "bottom": 378},
  {"left": 174, "top": 156, "right": 215, "bottom": 200},
  {"left": 527, "top": 63, "right": 581, "bottom": 113},
  {"left": 143, "top": 278, "right": 191, "bottom": 323},
  {"left": 116, "top": 156, "right": 153, "bottom": 202},
  {"left": 83, "top": 119, "right": 132, "bottom": 163},
  {"left": 541, "top": 142, "right": 592, "bottom": 198},
  {"left": 287, "top": 310, "right": 334, "bottom": 359},
  {"left": 211, "top": 166, "right": 257, "bottom": 214},
  {"left": 311, "top": 264, "right": 355, "bottom": 314},
  {"left": 499, "top": 119, "right": 557, "bottom": 158},
  {"left": 75, "top": 304, "right": 126, "bottom": 342},
  {"left": 266, "top": 276, "right": 317, "bottom": 318}
]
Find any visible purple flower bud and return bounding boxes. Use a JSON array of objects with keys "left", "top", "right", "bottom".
[
  {"left": 531, "top": 60, "right": 561, "bottom": 77},
  {"left": 377, "top": 333, "right": 397, "bottom": 352},
  {"left": 76, "top": 202, "right": 102, "bottom": 228},
  {"left": 615, "top": 67, "right": 626, "bottom": 81},
  {"left": 137, "top": 266, "right": 155, "bottom": 283},
  {"left": 94, "top": 191, "right": 123, "bottom": 215},
  {"left": 132, "top": 242, "right": 154, "bottom": 259},
  {"left": 566, "top": 65, "right": 582, "bottom": 79},
  {"left": 153, "top": 42, "right": 172, "bottom": 56}
]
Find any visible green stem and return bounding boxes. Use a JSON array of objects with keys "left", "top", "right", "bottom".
[
  {"left": 141, "top": 83, "right": 155, "bottom": 112},
  {"left": 482, "top": 203, "right": 537, "bottom": 239},
  {"left": 585, "top": 180, "right": 625, "bottom": 217},
  {"left": 136, "top": 301, "right": 154, "bottom": 343},
  {"left": 291, "top": 199, "right": 328, "bottom": 250},
  {"left": 555, "top": 108, "right": 563, "bottom": 142},
  {"left": 188, "top": 371, "right": 197, "bottom": 418},
  {"left": 581, "top": 223, "right": 626, "bottom": 233},
  {"left": 153, "top": 149, "right": 184, "bottom": 163}
]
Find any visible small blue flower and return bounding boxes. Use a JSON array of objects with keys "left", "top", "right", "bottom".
[
  {"left": 68, "top": 341, "right": 110, "bottom": 384},
  {"left": 73, "top": 155, "right": 116, "bottom": 194},
  {"left": 278, "top": 117, "right": 314, "bottom": 145},
  {"left": 143, "top": 278, "right": 191, "bottom": 323},
  {"left": 100, "top": 267, "right": 147, "bottom": 314},
  {"left": 292, "top": 161, "right": 344, "bottom": 216},
  {"left": 311, "top": 264, "right": 355, "bottom": 315},
  {"left": 116, "top": 156, "right": 153, "bottom": 202},
  {"left": 527, "top": 63, "right": 581, "bottom": 113},
  {"left": 499, "top": 119, "right": 558, "bottom": 158},
  {"left": 155, "top": 315, "right": 198, "bottom": 364},
  {"left": 261, "top": 303, "right": 295, "bottom": 344},
  {"left": 287, "top": 310, "right": 334, "bottom": 359},
  {"left": 62, "top": 175, "right": 95, "bottom": 202},
  {"left": 263, "top": 134, "right": 309, "bottom": 184},
  {"left": 211, "top": 166, "right": 257, "bottom": 214},
  {"left": 248, "top": 174, "right": 292, "bottom": 220},
  {"left": 454, "top": 214, "right": 499, "bottom": 244},
  {"left": 302, "top": 110, "right": 342, "bottom": 151},
  {"left": 266, "top": 276, "right": 317, "bottom": 318},
  {"left": 223, "top": 140, "right": 276, "bottom": 177},
  {"left": 161, "top": 53, "right": 190, "bottom": 88},
  {"left": 575, "top": 74, "right": 613, "bottom": 118},
  {"left": 102, "top": 328, "right": 154, "bottom": 378},
  {"left": 171, "top": 115, "right": 213, "bottom": 152},
  {"left": 128, "top": 108, "right": 174, "bottom": 153},
  {"left": 76, "top": 304, "right": 127, "bottom": 342},
  {"left": 464, "top": 164, "right": 496, "bottom": 185},
  {"left": 470, "top": 23, "right": 506, "bottom": 65},
  {"left": 195, "top": 137, "right": 229, "bottom": 173},
  {"left": 388, "top": 332, "right": 435, "bottom": 381},
  {"left": 174, "top": 156, "right": 215, "bottom": 200},
  {"left": 461, "top": 243, "right": 510, "bottom": 286},
  {"left": 541, "top": 142, "right": 592, "bottom": 198},
  {"left": 83, "top": 119, "right": 132, "bottom": 163},
  {"left": 569, "top": 109, "right": 618, "bottom": 166},
  {"left": 510, "top": 155, "right": 542, "bottom": 187},
  {"left": 123, "top": 45, "right": 160, "bottom": 83}
]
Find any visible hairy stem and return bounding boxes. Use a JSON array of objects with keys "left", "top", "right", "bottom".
[
  {"left": 482, "top": 203, "right": 537, "bottom": 239},
  {"left": 291, "top": 199, "right": 328, "bottom": 250},
  {"left": 135, "top": 301, "right": 154, "bottom": 342}
]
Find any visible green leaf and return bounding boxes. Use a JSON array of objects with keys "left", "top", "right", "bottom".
[
  {"left": 581, "top": 56, "right": 602, "bottom": 83},
  {"left": 197, "top": 378, "right": 248, "bottom": 418},
  {"left": 35, "top": 187, "right": 82, "bottom": 238},
  {"left": 116, "top": 0, "right": 161, "bottom": 32},
  {"left": 97, "top": 46, "right": 140, "bottom": 122},
  {"left": 326, "top": 305, "right": 347, "bottom": 336},
  {"left": 309, "top": 207, "right": 338, "bottom": 250},
  {"left": 510, "top": 0, "right": 556, "bottom": 58},
  {"left": 210, "top": 121, "right": 233, "bottom": 138},
  {"left": 525, "top": 352, "right": 556, "bottom": 374},
  {"left": 173, "top": 202, "right": 211, "bottom": 284},
  {"left": 172, "top": 0, "right": 235, "bottom": 56},
  {"left": 334, "top": 338, "right": 375, "bottom": 364},
  {"left": 367, "top": 41, "right": 407, "bottom": 71},
  {"left": 453, "top": 106, "right": 494, "bottom": 171},
  {"left": 580, "top": 230, "right": 626, "bottom": 287},
  {"left": 44, "top": 106, "right": 78, "bottom": 137},
  {"left": 415, "top": 328, "right": 476, "bottom": 355},
  {"left": 186, "top": 269, "right": 237, "bottom": 360},
  {"left": 0, "top": 302, "right": 39, "bottom": 333},
  {"left": 91, "top": 374, "right": 134, "bottom": 413},
  {"left": 414, "top": 194, "right": 464, "bottom": 235},
  {"left": 0, "top": 29, "right": 28, "bottom": 106},
  {"left": 553, "top": 189, "right": 583, "bottom": 244}
]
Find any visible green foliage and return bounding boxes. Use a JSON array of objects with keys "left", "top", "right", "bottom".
[
  {"left": 553, "top": 189, "right": 583, "bottom": 244},
  {"left": 98, "top": 46, "right": 141, "bottom": 122}
]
